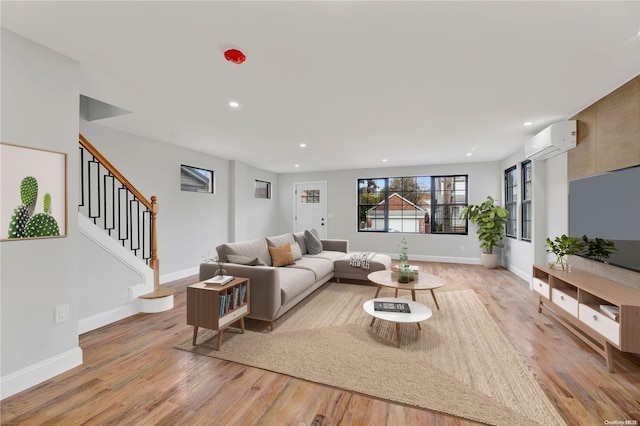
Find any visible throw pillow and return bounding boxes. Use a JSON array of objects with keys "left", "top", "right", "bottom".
[
  {"left": 290, "top": 241, "right": 303, "bottom": 260},
  {"left": 226, "top": 254, "right": 267, "bottom": 266},
  {"left": 304, "top": 229, "right": 323, "bottom": 255},
  {"left": 268, "top": 243, "right": 295, "bottom": 267}
]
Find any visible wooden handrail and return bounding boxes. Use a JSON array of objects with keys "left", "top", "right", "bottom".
[
  {"left": 79, "top": 133, "right": 161, "bottom": 292},
  {"left": 79, "top": 134, "right": 153, "bottom": 210}
]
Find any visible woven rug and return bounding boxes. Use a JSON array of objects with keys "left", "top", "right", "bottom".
[{"left": 175, "top": 283, "right": 565, "bottom": 426}]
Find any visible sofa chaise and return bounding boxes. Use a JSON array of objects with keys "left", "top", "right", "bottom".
[{"left": 199, "top": 230, "right": 390, "bottom": 330}]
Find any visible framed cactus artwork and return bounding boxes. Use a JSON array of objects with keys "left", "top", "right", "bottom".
[{"left": 0, "top": 142, "right": 67, "bottom": 240}]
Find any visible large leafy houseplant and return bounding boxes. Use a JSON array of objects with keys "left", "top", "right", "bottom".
[{"left": 460, "top": 196, "right": 509, "bottom": 268}]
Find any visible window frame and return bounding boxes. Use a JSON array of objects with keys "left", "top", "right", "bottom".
[
  {"left": 521, "top": 160, "right": 532, "bottom": 241},
  {"left": 254, "top": 180, "right": 271, "bottom": 199},
  {"left": 504, "top": 166, "right": 517, "bottom": 238},
  {"left": 180, "top": 164, "right": 214, "bottom": 193},
  {"left": 357, "top": 174, "right": 468, "bottom": 235}
]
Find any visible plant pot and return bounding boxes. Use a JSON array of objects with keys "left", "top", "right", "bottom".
[
  {"left": 481, "top": 253, "right": 498, "bottom": 269},
  {"left": 397, "top": 267, "right": 414, "bottom": 283}
]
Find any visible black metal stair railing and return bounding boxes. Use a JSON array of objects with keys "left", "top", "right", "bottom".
[{"left": 78, "top": 134, "right": 160, "bottom": 292}]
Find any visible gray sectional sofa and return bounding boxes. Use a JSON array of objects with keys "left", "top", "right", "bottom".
[{"left": 199, "top": 231, "right": 390, "bottom": 330}]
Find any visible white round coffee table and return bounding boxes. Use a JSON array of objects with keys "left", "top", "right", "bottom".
[{"left": 363, "top": 297, "right": 433, "bottom": 348}]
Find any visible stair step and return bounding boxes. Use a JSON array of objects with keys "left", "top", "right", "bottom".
[{"left": 139, "top": 287, "right": 176, "bottom": 299}]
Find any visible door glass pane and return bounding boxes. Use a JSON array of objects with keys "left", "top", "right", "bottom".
[{"left": 300, "top": 189, "right": 320, "bottom": 203}]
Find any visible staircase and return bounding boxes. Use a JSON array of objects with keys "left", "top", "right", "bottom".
[{"left": 78, "top": 134, "right": 174, "bottom": 315}]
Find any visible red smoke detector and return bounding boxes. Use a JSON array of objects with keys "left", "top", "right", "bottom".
[{"left": 224, "top": 49, "right": 246, "bottom": 64}]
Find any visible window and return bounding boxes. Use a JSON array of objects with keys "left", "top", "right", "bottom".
[
  {"left": 521, "top": 161, "right": 532, "bottom": 241},
  {"left": 180, "top": 165, "right": 214, "bottom": 193},
  {"left": 357, "top": 175, "right": 467, "bottom": 234},
  {"left": 300, "top": 189, "right": 320, "bottom": 203},
  {"left": 505, "top": 166, "right": 517, "bottom": 238},
  {"left": 254, "top": 180, "right": 271, "bottom": 199}
]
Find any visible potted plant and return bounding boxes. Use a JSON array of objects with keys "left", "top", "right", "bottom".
[
  {"left": 397, "top": 238, "right": 414, "bottom": 283},
  {"left": 545, "top": 234, "right": 583, "bottom": 270},
  {"left": 459, "top": 196, "right": 509, "bottom": 268}
]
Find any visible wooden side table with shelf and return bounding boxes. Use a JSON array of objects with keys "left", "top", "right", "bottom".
[{"left": 187, "top": 277, "right": 250, "bottom": 350}]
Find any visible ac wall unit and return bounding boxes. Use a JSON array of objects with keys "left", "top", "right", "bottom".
[{"left": 524, "top": 120, "right": 577, "bottom": 160}]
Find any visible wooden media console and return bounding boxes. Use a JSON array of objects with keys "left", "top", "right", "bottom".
[{"left": 533, "top": 264, "right": 640, "bottom": 373}]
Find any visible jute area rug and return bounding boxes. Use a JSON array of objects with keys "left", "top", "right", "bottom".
[{"left": 175, "top": 282, "right": 565, "bottom": 426}]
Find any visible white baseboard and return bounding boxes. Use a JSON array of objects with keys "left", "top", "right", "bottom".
[
  {"left": 382, "top": 252, "right": 481, "bottom": 265},
  {"left": 0, "top": 347, "right": 83, "bottom": 400},
  {"left": 160, "top": 266, "right": 199, "bottom": 284},
  {"left": 507, "top": 264, "right": 531, "bottom": 284},
  {"left": 78, "top": 302, "right": 140, "bottom": 335}
]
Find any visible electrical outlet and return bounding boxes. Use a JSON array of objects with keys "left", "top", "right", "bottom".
[{"left": 54, "top": 305, "right": 69, "bottom": 324}]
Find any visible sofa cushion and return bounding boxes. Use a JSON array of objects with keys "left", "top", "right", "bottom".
[
  {"left": 226, "top": 254, "right": 267, "bottom": 266},
  {"left": 289, "top": 257, "right": 334, "bottom": 281},
  {"left": 266, "top": 233, "right": 295, "bottom": 248},
  {"left": 217, "top": 237, "right": 272, "bottom": 266},
  {"left": 293, "top": 231, "right": 308, "bottom": 255},
  {"left": 306, "top": 250, "right": 350, "bottom": 262},
  {"left": 268, "top": 243, "right": 295, "bottom": 267},
  {"left": 278, "top": 268, "right": 316, "bottom": 304},
  {"left": 290, "top": 241, "right": 303, "bottom": 260},
  {"left": 304, "top": 229, "right": 323, "bottom": 255}
]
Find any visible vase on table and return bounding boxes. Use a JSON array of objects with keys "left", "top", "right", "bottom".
[{"left": 397, "top": 266, "right": 414, "bottom": 283}]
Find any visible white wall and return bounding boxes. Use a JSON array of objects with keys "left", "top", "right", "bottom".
[
  {"left": 501, "top": 150, "right": 534, "bottom": 280},
  {"left": 501, "top": 148, "right": 570, "bottom": 282},
  {"left": 230, "top": 161, "right": 280, "bottom": 243},
  {"left": 1, "top": 30, "right": 82, "bottom": 398},
  {"left": 277, "top": 161, "right": 502, "bottom": 262},
  {"left": 80, "top": 122, "right": 281, "bottom": 272},
  {"left": 78, "top": 231, "right": 145, "bottom": 318},
  {"left": 80, "top": 121, "right": 233, "bottom": 276}
]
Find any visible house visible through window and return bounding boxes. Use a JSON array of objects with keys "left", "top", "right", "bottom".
[
  {"left": 180, "top": 165, "right": 214, "bottom": 193},
  {"left": 505, "top": 166, "right": 517, "bottom": 238},
  {"left": 521, "top": 161, "right": 532, "bottom": 241},
  {"left": 357, "top": 175, "right": 467, "bottom": 234}
]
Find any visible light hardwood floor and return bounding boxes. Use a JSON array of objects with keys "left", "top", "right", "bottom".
[{"left": 2, "top": 262, "right": 639, "bottom": 425}]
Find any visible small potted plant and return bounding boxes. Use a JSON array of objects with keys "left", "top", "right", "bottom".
[
  {"left": 459, "top": 196, "right": 509, "bottom": 268},
  {"left": 397, "top": 238, "right": 414, "bottom": 283},
  {"left": 545, "top": 234, "right": 583, "bottom": 270}
]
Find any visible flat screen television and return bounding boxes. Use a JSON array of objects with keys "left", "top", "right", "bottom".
[{"left": 569, "top": 165, "right": 640, "bottom": 273}]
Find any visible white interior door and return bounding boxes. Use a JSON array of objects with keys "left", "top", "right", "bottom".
[{"left": 294, "top": 182, "right": 327, "bottom": 239}]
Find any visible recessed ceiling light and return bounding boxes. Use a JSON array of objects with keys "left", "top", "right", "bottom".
[
  {"left": 229, "top": 101, "right": 240, "bottom": 108},
  {"left": 466, "top": 152, "right": 472, "bottom": 156},
  {"left": 523, "top": 121, "right": 533, "bottom": 126},
  {"left": 382, "top": 159, "right": 388, "bottom": 162},
  {"left": 300, "top": 143, "right": 307, "bottom": 148},
  {"left": 294, "top": 164, "right": 300, "bottom": 168}
]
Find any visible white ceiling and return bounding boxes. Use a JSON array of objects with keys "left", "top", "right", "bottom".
[{"left": 2, "top": 1, "right": 639, "bottom": 173}]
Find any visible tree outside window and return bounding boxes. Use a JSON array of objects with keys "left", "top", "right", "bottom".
[{"left": 357, "top": 175, "right": 467, "bottom": 234}]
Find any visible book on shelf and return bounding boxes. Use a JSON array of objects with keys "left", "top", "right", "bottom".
[
  {"left": 374, "top": 301, "right": 411, "bottom": 313},
  {"left": 219, "top": 295, "right": 226, "bottom": 316},
  {"left": 599, "top": 304, "right": 620, "bottom": 321},
  {"left": 240, "top": 284, "right": 247, "bottom": 305},
  {"left": 205, "top": 275, "right": 234, "bottom": 285},
  {"left": 233, "top": 287, "right": 239, "bottom": 309}
]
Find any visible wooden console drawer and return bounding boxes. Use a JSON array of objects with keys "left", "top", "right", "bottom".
[
  {"left": 551, "top": 288, "right": 578, "bottom": 317},
  {"left": 532, "top": 278, "right": 549, "bottom": 298},
  {"left": 579, "top": 304, "right": 620, "bottom": 346}
]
